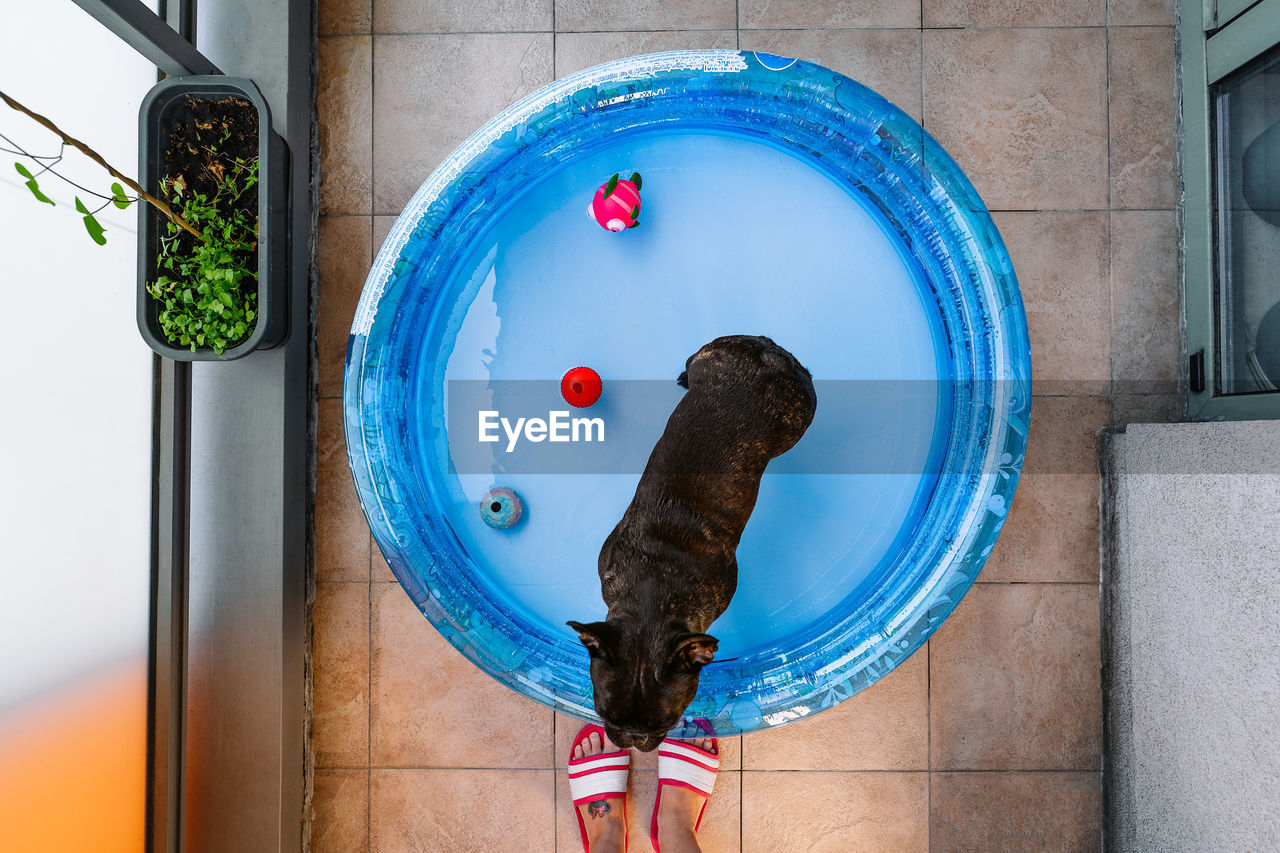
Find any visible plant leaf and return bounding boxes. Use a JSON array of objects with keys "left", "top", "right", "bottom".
[
  {"left": 16, "top": 163, "right": 55, "bottom": 206},
  {"left": 110, "top": 181, "right": 131, "bottom": 210},
  {"left": 75, "top": 197, "right": 107, "bottom": 245}
]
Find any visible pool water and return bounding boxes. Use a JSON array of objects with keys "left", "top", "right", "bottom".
[{"left": 410, "top": 129, "right": 952, "bottom": 658}]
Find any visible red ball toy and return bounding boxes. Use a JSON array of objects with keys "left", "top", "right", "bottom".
[{"left": 561, "top": 366, "right": 602, "bottom": 408}]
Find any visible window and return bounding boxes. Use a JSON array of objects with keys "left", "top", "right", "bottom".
[
  {"left": 1212, "top": 45, "right": 1280, "bottom": 395},
  {"left": 1183, "top": 0, "right": 1280, "bottom": 417}
]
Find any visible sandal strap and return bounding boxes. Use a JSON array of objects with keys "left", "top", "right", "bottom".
[
  {"left": 656, "top": 739, "right": 719, "bottom": 797},
  {"left": 568, "top": 752, "right": 630, "bottom": 804}
]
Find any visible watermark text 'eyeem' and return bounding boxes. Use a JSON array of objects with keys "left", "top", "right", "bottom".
[{"left": 478, "top": 410, "right": 605, "bottom": 453}]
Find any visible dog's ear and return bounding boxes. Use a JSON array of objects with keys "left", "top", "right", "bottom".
[
  {"left": 568, "top": 620, "right": 618, "bottom": 660},
  {"left": 670, "top": 633, "right": 718, "bottom": 671}
]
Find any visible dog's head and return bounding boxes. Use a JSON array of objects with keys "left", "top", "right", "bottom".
[{"left": 567, "top": 619, "right": 717, "bottom": 752}]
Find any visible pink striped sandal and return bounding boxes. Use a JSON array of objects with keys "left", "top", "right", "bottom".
[
  {"left": 567, "top": 723, "right": 631, "bottom": 852},
  {"left": 650, "top": 718, "right": 720, "bottom": 853}
]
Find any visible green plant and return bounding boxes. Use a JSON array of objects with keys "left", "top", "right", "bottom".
[
  {"left": 147, "top": 152, "right": 259, "bottom": 354},
  {"left": 2, "top": 89, "right": 263, "bottom": 354}
]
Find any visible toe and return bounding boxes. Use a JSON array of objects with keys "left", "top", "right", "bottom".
[
  {"left": 587, "top": 731, "right": 602, "bottom": 755},
  {"left": 573, "top": 743, "right": 583, "bottom": 760}
]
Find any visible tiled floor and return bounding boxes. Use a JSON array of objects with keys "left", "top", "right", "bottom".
[{"left": 312, "top": 0, "right": 1180, "bottom": 849}]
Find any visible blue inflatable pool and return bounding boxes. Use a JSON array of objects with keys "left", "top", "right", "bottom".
[{"left": 344, "top": 51, "right": 1030, "bottom": 734}]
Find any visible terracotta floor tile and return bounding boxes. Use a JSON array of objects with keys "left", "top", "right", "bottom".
[
  {"left": 1109, "top": 28, "right": 1177, "bottom": 209},
  {"left": 313, "top": 768, "right": 370, "bottom": 852},
  {"left": 320, "top": 0, "right": 370, "bottom": 35},
  {"left": 1108, "top": 0, "right": 1175, "bottom": 25},
  {"left": 931, "top": 771, "right": 1102, "bottom": 852},
  {"left": 375, "top": 0, "right": 552, "bottom": 33},
  {"left": 555, "top": 712, "right": 742, "bottom": 771},
  {"left": 741, "top": 771, "right": 928, "bottom": 852},
  {"left": 371, "top": 535, "right": 397, "bottom": 582},
  {"left": 317, "top": 216, "right": 372, "bottom": 400},
  {"left": 925, "top": 0, "right": 1102, "bottom": 26},
  {"left": 556, "top": 0, "right": 736, "bottom": 31},
  {"left": 555, "top": 30, "right": 737, "bottom": 79},
  {"left": 317, "top": 398, "right": 371, "bottom": 582},
  {"left": 923, "top": 29, "right": 1108, "bottom": 211},
  {"left": 1111, "top": 210, "right": 1180, "bottom": 392},
  {"left": 556, "top": 769, "right": 741, "bottom": 852},
  {"left": 739, "top": 0, "right": 919, "bottom": 28},
  {"left": 741, "top": 29, "right": 923, "bottom": 121},
  {"left": 992, "top": 212, "right": 1110, "bottom": 389},
  {"left": 372, "top": 215, "right": 396, "bottom": 256},
  {"left": 741, "top": 647, "right": 927, "bottom": 770},
  {"left": 981, "top": 396, "right": 1108, "bottom": 583},
  {"left": 930, "top": 585, "right": 1102, "bottom": 770},
  {"left": 371, "top": 584, "right": 554, "bottom": 768},
  {"left": 315, "top": 582, "right": 371, "bottom": 767},
  {"left": 372, "top": 34, "right": 553, "bottom": 215},
  {"left": 370, "top": 768, "right": 554, "bottom": 852},
  {"left": 319, "top": 36, "right": 372, "bottom": 215}
]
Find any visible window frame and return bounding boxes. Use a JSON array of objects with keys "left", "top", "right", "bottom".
[{"left": 1182, "top": 0, "right": 1280, "bottom": 419}]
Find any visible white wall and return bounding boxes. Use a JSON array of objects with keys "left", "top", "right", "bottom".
[
  {"left": 1103, "top": 420, "right": 1280, "bottom": 851},
  {"left": 0, "top": 2, "right": 154, "bottom": 709}
]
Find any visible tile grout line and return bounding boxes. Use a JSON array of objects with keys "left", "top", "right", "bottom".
[
  {"left": 357, "top": 25, "right": 1171, "bottom": 35},
  {"left": 926, "top": 639, "right": 932, "bottom": 849},
  {"left": 922, "top": 14, "right": 929, "bottom": 846},
  {"left": 551, "top": 7, "right": 558, "bottom": 845},
  {"left": 1105, "top": 21, "right": 1117, "bottom": 410},
  {"left": 551, "top": 15, "right": 558, "bottom": 847},
  {"left": 319, "top": 764, "right": 1098, "bottom": 773},
  {"left": 552, "top": 710, "right": 558, "bottom": 852},
  {"left": 368, "top": 23, "right": 376, "bottom": 848},
  {"left": 367, "top": 573, "right": 373, "bottom": 849}
]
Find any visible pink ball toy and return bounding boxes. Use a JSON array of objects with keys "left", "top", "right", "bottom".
[{"left": 587, "top": 172, "right": 642, "bottom": 232}]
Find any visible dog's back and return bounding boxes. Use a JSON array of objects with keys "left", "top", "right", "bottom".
[
  {"left": 601, "top": 335, "right": 816, "bottom": 610},
  {"left": 677, "top": 334, "right": 816, "bottom": 454}
]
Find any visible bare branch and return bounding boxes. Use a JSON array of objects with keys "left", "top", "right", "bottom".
[{"left": 0, "top": 89, "right": 204, "bottom": 241}]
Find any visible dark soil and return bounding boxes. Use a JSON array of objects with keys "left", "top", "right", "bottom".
[{"left": 160, "top": 95, "right": 258, "bottom": 261}]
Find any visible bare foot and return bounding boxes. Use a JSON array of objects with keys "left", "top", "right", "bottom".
[
  {"left": 573, "top": 730, "right": 627, "bottom": 853},
  {"left": 656, "top": 721, "right": 716, "bottom": 853}
]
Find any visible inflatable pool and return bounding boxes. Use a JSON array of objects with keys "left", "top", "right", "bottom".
[{"left": 344, "top": 51, "right": 1030, "bottom": 734}]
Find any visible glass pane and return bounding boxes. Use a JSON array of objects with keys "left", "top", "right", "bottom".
[
  {"left": 1213, "top": 43, "right": 1280, "bottom": 394},
  {"left": 0, "top": 3, "right": 154, "bottom": 849}
]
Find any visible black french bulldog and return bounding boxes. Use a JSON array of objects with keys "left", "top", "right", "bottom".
[{"left": 569, "top": 335, "right": 817, "bottom": 751}]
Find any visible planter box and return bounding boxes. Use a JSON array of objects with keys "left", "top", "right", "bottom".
[{"left": 137, "top": 76, "right": 288, "bottom": 360}]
